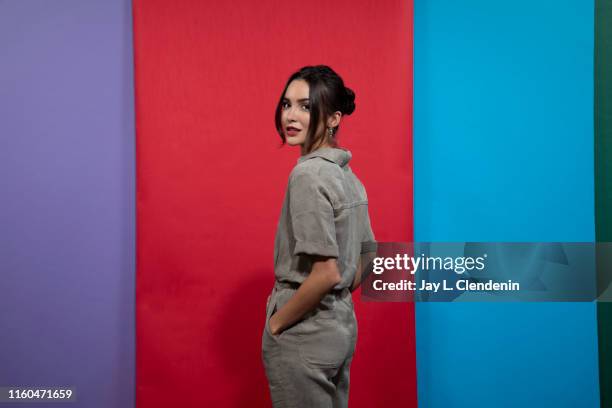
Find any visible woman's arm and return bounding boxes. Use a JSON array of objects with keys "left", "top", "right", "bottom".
[
  {"left": 268, "top": 256, "right": 341, "bottom": 335},
  {"left": 350, "top": 251, "right": 377, "bottom": 292}
]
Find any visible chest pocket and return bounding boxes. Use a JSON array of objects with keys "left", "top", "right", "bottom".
[{"left": 328, "top": 167, "right": 367, "bottom": 215}]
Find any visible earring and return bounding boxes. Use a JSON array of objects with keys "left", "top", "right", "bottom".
[{"left": 327, "top": 127, "right": 334, "bottom": 137}]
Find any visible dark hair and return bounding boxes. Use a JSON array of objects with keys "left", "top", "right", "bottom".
[{"left": 275, "top": 65, "right": 356, "bottom": 153}]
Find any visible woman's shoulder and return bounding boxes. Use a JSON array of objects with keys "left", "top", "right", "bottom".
[
  {"left": 289, "top": 157, "right": 342, "bottom": 184},
  {"left": 288, "top": 163, "right": 347, "bottom": 205}
]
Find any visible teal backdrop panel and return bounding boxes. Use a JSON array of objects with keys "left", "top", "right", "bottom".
[{"left": 414, "top": 1, "right": 600, "bottom": 407}]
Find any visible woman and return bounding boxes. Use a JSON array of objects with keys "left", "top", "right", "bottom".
[{"left": 262, "top": 65, "right": 377, "bottom": 408}]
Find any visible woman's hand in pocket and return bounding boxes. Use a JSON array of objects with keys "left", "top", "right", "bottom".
[{"left": 268, "top": 313, "right": 283, "bottom": 336}]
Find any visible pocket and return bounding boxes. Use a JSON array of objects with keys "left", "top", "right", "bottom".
[
  {"left": 265, "top": 291, "right": 300, "bottom": 339},
  {"left": 298, "top": 314, "right": 352, "bottom": 368},
  {"left": 264, "top": 291, "right": 277, "bottom": 336}
]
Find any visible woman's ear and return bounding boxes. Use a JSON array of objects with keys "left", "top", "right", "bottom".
[{"left": 327, "top": 111, "right": 342, "bottom": 128}]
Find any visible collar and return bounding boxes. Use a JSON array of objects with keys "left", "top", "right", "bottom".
[{"left": 297, "top": 147, "right": 352, "bottom": 167}]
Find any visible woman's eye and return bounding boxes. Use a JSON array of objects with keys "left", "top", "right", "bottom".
[{"left": 281, "top": 102, "right": 309, "bottom": 111}]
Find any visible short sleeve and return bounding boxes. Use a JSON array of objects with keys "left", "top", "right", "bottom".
[
  {"left": 289, "top": 169, "right": 339, "bottom": 258},
  {"left": 361, "top": 206, "right": 377, "bottom": 254}
]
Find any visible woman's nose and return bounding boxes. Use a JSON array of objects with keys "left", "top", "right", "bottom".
[{"left": 286, "top": 105, "right": 299, "bottom": 121}]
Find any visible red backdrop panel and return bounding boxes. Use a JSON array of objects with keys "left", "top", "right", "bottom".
[{"left": 133, "top": 1, "right": 414, "bottom": 406}]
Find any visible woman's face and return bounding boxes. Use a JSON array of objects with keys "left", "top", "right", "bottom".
[{"left": 281, "top": 79, "right": 324, "bottom": 147}]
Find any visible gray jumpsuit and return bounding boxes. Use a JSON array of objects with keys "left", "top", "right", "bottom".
[{"left": 261, "top": 147, "right": 377, "bottom": 408}]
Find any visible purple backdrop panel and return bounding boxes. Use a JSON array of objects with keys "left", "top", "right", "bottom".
[{"left": 0, "top": 1, "right": 135, "bottom": 407}]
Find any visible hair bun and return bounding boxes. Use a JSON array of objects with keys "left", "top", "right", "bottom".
[{"left": 343, "top": 87, "right": 356, "bottom": 115}]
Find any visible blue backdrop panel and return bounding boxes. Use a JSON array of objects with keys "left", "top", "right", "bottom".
[{"left": 413, "top": 1, "right": 599, "bottom": 407}]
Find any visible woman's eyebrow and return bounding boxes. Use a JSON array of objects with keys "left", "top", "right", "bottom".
[{"left": 282, "top": 97, "right": 310, "bottom": 102}]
